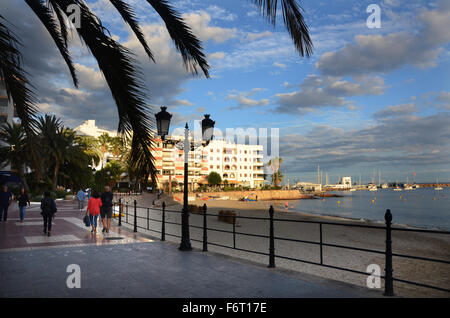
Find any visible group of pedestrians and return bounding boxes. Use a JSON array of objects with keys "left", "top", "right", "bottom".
[
  {"left": 1, "top": 184, "right": 115, "bottom": 237},
  {"left": 78, "top": 186, "right": 114, "bottom": 234},
  {"left": 1, "top": 185, "right": 30, "bottom": 223}
]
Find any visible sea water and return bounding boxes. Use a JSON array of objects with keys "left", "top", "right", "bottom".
[{"left": 289, "top": 188, "right": 450, "bottom": 230}]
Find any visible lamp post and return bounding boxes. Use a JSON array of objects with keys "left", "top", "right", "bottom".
[{"left": 155, "top": 107, "right": 215, "bottom": 251}]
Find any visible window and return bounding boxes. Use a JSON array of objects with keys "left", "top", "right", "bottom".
[
  {"left": 210, "top": 165, "right": 213, "bottom": 169},
  {"left": 210, "top": 157, "right": 213, "bottom": 161},
  {"left": 217, "top": 165, "right": 220, "bottom": 169}
]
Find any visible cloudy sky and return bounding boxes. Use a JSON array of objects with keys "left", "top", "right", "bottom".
[{"left": 2, "top": 0, "right": 450, "bottom": 183}]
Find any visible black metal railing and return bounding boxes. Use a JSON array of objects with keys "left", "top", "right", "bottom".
[{"left": 112, "top": 199, "right": 450, "bottom": 296}]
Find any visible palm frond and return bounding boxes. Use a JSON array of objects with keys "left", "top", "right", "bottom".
[
  {"left": 24, "top": 0, "right": 78, "bottom": 87},
  {"left": 52, "top": 0, "right": 156, "bottom": 180},
  {"left": 146, "top": 0, "right": 210, "bottom": 77},
  {"left": 0, "top": 16, "right": 38, "bottom": 133},
  {"left": 109, "top": 0, "right": 155, "bottom": 62},
  {"left": 47, "top": 0, "right": 70, "bottom": 47},
  {"left": 250, "top": 0, "right": 313, "bottom": 57}
]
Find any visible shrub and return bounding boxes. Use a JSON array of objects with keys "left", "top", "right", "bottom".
[{"left": 55, "top": 190, "right": 67, "bottom": 198}]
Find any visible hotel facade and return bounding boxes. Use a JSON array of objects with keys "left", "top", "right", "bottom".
[{"left": 152, "top": 136, "right": 265, "bottom": 191}]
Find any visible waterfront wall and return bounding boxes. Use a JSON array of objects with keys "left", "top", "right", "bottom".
[{"left": 194, "top": 190, "right": 312, "bottom": 200}]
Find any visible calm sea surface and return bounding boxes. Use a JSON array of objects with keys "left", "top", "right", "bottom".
[{"left": 288, "top": 188, "right": 450, "bottom": 230}]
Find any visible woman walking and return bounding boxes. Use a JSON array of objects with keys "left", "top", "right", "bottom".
[
  {"left": 86, "top": 191, "right": 102, "bottom": 233},
  {"left": 17, "top": 188, "right": 30, "bottom": 222},
  {"left": 41, "top": 191, "right": 57, "bottom": 236}
]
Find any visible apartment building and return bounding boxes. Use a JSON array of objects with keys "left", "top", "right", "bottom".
[{"left": 152, "top": 136, "right": 265, "bottom": 191}]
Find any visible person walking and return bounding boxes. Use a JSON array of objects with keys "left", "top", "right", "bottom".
[
  {"left": 41, "top": 191, "right": 57, "bottom": 236},
  {"left": 76, "top": 189, "right": 86, "bottom": 211},
  {"left": 17, "top": 188, "right": 30, "bottom": 222},
  {"left": 86, "top": 191, "right": 102, "bottom": 233},
  {"left": 0, "top": 185, "right": 13, "bottom": 223},
  {"left": 100, "top": 185, "right": 113, "bottom": 233}
]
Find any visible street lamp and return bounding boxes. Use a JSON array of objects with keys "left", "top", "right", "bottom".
[
  {"left": 155, "top": 106, "right": 172, "bottom": 141},
  {"left": 155, "top": 108, "right": 215, "bottom": 251},
  {"left": 201, "top": 114, "right": 215, "bottom": 146}
]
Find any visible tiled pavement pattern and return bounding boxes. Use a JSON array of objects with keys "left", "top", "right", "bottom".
[{"left": 0, "top": 199, "right": 381, "bottom": 297}]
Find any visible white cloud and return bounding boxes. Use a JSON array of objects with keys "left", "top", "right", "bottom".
[
  {"left": 246, "top": 31, "right": 272, "bottom": 41},
  {"left": 275, "top": 75, "right": 386, "bottom": 114},
  {"left": 174, "top": 99, "right": 194, "bottom": 106},
  {"left": 208, "top": 52, "right": 226, "bottom": 60},
  {"left": 373, "top": 103, "right": 416, "bottom": 119},
  {"left": 315, "top": 1, "right": 450, "bottom": 76},
  {"left": 182, "top": 12, "right": 237, "bottom": 43},
  {"left": 226, "top": 88, "right": 269, "bottom": 110},
  {"left": 205, "top": 5, "right": 237, "bottom": 21},
  {"left": 273, "top": 62, "right": 287, "bottom": 69}
]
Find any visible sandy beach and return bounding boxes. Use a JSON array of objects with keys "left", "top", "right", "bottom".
[{"left": 115, "top": 193, "right": 450, "bottom": 297}]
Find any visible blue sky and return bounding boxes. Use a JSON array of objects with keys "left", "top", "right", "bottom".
[{"left": 3, "top": 0, "right": 450, "bottom": 183}]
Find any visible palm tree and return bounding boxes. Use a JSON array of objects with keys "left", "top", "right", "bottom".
[
  {"left": 37, "top": 114, "right": 89, "bottom": 191},
  {"left": 0, "top": 122, "right": 31, "bottom": 192},
  {"left": 77, "top": 135, "right": 102, "bottom": 168},
  {"left": 98, "top": 132, "right": 112, "bottom": 169},
  {"left": 1, "top": 1, "right": 313, "bottom": 185},
  {"left": 268, "top": 157, "right": 283, "bottom": 187}
]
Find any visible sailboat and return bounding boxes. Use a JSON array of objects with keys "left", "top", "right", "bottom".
[
  {"left": 435, "top": 177, "right": 443, "bottom": 191},
  {"left": 404, "top": 177, "right": 413, "bottom": 190},
  {"left": 368, "top": 169, "right": 377, "bottom": 191},
  {"left": 393, "top": 179, "right": 402, "bottom": 191}
]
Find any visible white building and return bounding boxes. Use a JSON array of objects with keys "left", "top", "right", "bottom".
[
  {"left": 332, "top": 176, "right": 352, "bottom": 189},
  {"left": 152, "top": 136, "right": 265, "bottom": 191},
  {"left": 73, "top": 120, "right": 118, "bottom": 170},
  {"left": 73, "top": 119, "right": 117, "bottom": 138}
]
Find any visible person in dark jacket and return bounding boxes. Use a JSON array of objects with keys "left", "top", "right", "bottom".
[
  {"left": 0, "top": 185, "right": 13, "bottom": 223},
  {"left": 41, "top": 191, "right": 57, "bottom": 236},
  {"left": 17, "top": 188, "right": 30, "bottom": 222},
  {"left": 100, "top": 186, "right": 114, "bottom": 233}
]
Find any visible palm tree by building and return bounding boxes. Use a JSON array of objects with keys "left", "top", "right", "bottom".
[
  {"left": 268, "top": 157, "right": 283, "bottom": 187},
  {"left": 1, "top": 1, "right": 313, "bottom": 186},
  {"left": 0, "top": 123, "right": 30, "bottom": 192}
]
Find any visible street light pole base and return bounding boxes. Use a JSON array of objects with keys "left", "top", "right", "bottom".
[{"left": 179, "top": 242, "right": 192, "bottom": 251}]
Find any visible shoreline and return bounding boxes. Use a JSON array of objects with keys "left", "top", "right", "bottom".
[{"left": 122, "top": 192, "right": 449, "bottom": 232}]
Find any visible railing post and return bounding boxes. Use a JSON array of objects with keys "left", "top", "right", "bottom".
[
  {"left": 134, "top": 200, "right": 137, "bottom": 232},
  {"left": 384, "top": 209, "right": 394, "bottom": 296},
  {"left": 118, "top": 198, "right": 122, "bottom": 227},
  {"left": 202, "top": 204, "right": 207, "bottom": 251},
  {"left": 126, "top": 203, "right": 128, "bottom": 223},
  {"left": 232, "top": 215, "right": 236, "bottom": 249},
  {"left": 268, "top": 205, "right": 275, "bottom": 268},
  {"left": 161, "top": 201, "right": 166, "bottom": 241},
  {"left": 147, "top": 208, "right": 149, "bottom": 230},
  {"left": 319, "top": 223, "right": 323, "bottom": 265}
]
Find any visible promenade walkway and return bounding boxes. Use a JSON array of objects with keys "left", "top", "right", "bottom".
[{"left": 0, "top": 199, "right": 380, "bottom": 297}]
